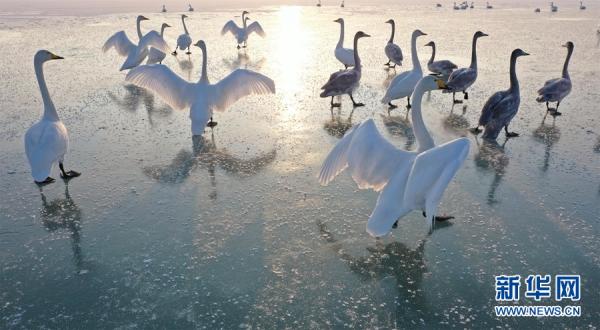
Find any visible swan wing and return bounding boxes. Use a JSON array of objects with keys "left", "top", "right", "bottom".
[
  {"left": 247, "top": 21, "right": 266, "bottom": 37},
  {"left": 430, "top": 60, "right": 457, "bottom": 73},
  {"left": 319, "top": 119, "right": 413, "bottom": 192},
  {"left": 211, "top": 69, "right": 276, "bottom": 112},
  {"left": 25, "top": 121, "right": 69, "bottom": 182},
  {"left": 482, "top": 95, "right": 520, "bottom": 139},
  {"left": 479, "top": 90, "right": 508, "bottom": 126},
  {"left": 446, "top": 67, "right": 476, "bottom": 90},
  {"left": 403, "top": 138, "right": 470, "bottom": 231},
  {"left": 102, "top": 31, "right": 136, "bottom": 56},
  {"left": 125, "top": 64, "right": 196, "bottom": 110},
  {"left": 385, "top": 43, "right": 403, "bottom": 63},
  {"left": 221, "top": 20, "right": 242, "bottom": 35},
  {"left": 537, "top": 78, "right": 571, "bottom": 98},
  {"left": 139, "top": 30, "right": 171, "bottom": 54},
  {"left": 320, "top": 69, "right": 358, "bottom": 95}
]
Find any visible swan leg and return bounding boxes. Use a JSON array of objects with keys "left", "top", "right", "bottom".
[
  {"left": 452, "top": 92, "right": 463, "bottom": 104},
  {"left": 463, "top": 91, "right": 469, "bottom": 100},
  {"left": 237, "top": 44, "right": 241, "bottom": 49},
  {"left": 504, "top": 125, "right": 519, "bottom": 138},
  {"left": 171, "top": 50, "right": 177, "bottom": 55},
  {"left": 350, "top": 94, "right": 364, "bottom": 107},
  {"left": 59, "top": 163, "right": 81, "bottom": 179},
  {"left": 186, "top": 47, "right": 191, "bottom": 55},
  {"left": 390, "top": 63, "right": 396, "bottom": 69},
  {"left": 422, "top": 211, "right": 455, "bottom": 222},
  {"left": 330, "top": 96, "right": 341, "bottom": 108},
  {"left": 406, "top": 97, "right": 411, "bottom": 109},
  {"left": 35, "top": 177, "right": 56, "bottom": 185},
  {"left": 388, "top": 102, "right": 398, "bottom": 110},
  {"left": 207, "top": 117, "right": 218, "bottom": 128},
  {"left": 551, "top": 102, "right": 562, "bottom": 116},
  {"left": 469, "top": 126, "right": 483, "bottom": 134},
  {"left": 384, "top": 60, "right": 390, "bottom": 66},
  {"left": 344, "top": 64, "right": 349, "bottom": 69}
]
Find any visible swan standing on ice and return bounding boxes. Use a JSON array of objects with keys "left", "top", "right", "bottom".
[
  {"left": 147, "top": 23, "right": 171, "bottom": 64},
  {"left": 424, "top": 41, "right": 457, "bottom": 79},
  {"left": 188, "top": 4, "right": 194, "bottom": 12},
  {"left": 319, "top": 75, "right": 470, "bottom": 237},
  {"left": 126, "top": 40, "right": 275, "bottom": 134},
  {"left": 486, "top": 2, "right": 493, "bottom": 9},
  {"left": 382, "top": 29, "right": 426, "bottom": 110},
  {"left": 550, "top": 2, "right": 558, "bottom": 12},
  {"left": 222, "top": 11, "right": 266, "bottom": 49},
  {"left": 103, "top": 15, "right": 171, "bottom": 71},
  {"left": 25, "top": 50, "right": 81, "bottom": 184},
  {"left": 161, "top": 5, "right": 167, "bottom": 13},
  {"left": 173, "top": 14, "right": 192, "bottom": 55},
  {"left": 471, "top": 49, "right": 529, "bottom": 139},
  {"left": 317, "top": 0, "right": 322, "bottom": 7},
  {"left": 580, "top": 1, "right": 586, "bottom": 10},
  {"left": 321, "top": 31, "right": 370, "bottom": 108},
  {"left": 536, "top": 42, "right": 573, "bottom": 116},
  {"left": 341, "top": 0, "right": 345, "bottom": 8},
  {"left": 333, "top": 18, "right": 355, "bottom": 69},
  {"left": 384, "top": 19, "right": 403, "bottom": 68},
  {"left": 445, "top": 31, "right": 488, "bottom": 103}
]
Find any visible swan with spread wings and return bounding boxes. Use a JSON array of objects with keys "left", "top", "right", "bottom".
[{"left": 221, "top": 11, "right": 266, "bottom": 49}]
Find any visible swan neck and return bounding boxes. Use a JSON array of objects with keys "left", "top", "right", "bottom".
[
  {"left": 160, "top": 25, "right": 167, "bottom": 36},
  {"left": 388, "top": 21, "right": 395, "bottom": 44},
  {"left": 336, "top": 22, "right": 345, "bottom": 48},
  {"left": 136, "top": 17, "right": 143, "bottom": 40},
  {"left": 411, "top": 84, "right": 435, "bottom": 152},
  {"left": 35, "top": 59, "right": 59, "bottom": 121},
  {"left": 428, "top": 43, "right": 436, "bottom": 65},
  {"left": 509, "top": 54, "right": 519, "bottom": 91},
  {"left": 182, "top": 16, "right": 189, "bottom": 35},
  {"left": 410, "top": 33, "right": 421, "bottom": 70},
  {"left": 200, "top": 46, "right": 208, "bottom": 83},
  {"left": 353, "top": 34, "right": 361, "bottom": 69},
  {"left": 470, "top": 36, "right": 478, "bottom": 69},
  {"left": 562, "top": 47, "right": 572, "bottom": 79}
]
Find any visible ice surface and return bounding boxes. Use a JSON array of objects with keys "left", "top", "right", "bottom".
[{"left": 1, "top": 4, "right": 599, "bottom": 328}]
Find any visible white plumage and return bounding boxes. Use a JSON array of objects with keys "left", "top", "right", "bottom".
[
  {"left": 221, "top": 11, "right": 266, "bottom": 49},
  {"left": 333, "top": 18, "right": 355, "bottom": 68},
  {"left": 173, "top": 14, "right": 193, "bottom": 55},
  {"left": 126, "top": 40, "right": 276, "bottom": 135},
  {"left": 319, "top": 76, "right": 470, "bottom": 237},
  {"left": 146, "top": 23, "right": 171, "bottom": 65}
]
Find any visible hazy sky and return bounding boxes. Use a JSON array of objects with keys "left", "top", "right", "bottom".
[{"left": 0, "top": 0, "right": 587, "bottom": 15}]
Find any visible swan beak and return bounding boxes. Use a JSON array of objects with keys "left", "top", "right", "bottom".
[
  {"left": 364, "top": 33, "right": 371, "bottom": 38},
  {"left": 523, "top": 51, "right": 530, "bottom": 56},
  {"left": 140, "top": 16, "right": 149, "bottom": 21},
  {"left": 561, "top": 43, "right": 568, "bottom": 47},
  {"left": 436, "top": 79, "right": 448, "bottom": 89},
  {"left": 50, "top": 53, "right": 64, "bottom": 60}
]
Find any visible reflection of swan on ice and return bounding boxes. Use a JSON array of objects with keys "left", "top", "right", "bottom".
[
  {"left": 143, "top": 133, "right": 277, "bottom": 191},
  {"left": 108, "top": 84, "right": 171, "bottom": 126},
  {"left": 222, "top": 51, "right": 266, "bottom": 70},
  {"left": 532, "top": 116, "right": 561, "bottom": 172},
  {"left": 443, "top": 104, "right": 470, "bottom": 134},
  {"left": 39, "top": 183, "right": 86, "bottom": 273},
  {"left": 474, "top": 137, "right": 509, "bottom": 205},
  {"left": 324, "top": 108, "right": 354, "bottom": 138},
  {"left": 380, "top": 113, "right": 416, "bottom": 150}
]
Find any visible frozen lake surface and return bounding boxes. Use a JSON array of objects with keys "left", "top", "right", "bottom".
[{"left": 1, "top": 4, "right": 599, "bottom": 328}]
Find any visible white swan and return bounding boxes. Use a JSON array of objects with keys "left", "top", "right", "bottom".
[
  {"left": 126, "top": 40, "right": 275, "bottom": 135},
  {"left": 147, "top": 23, "right": 171, "bottom": 64},
  {"left": 319, "top": 75, "right": 470, "bottom": 237},
  {"left": 444, "top": 31, "right": 488, "bottom": 103},
  {"left": 25, "top": 50, "right": 81, "bottom": 184},
  {"left": 221, "top": 11, "right": 266, "bottom": 49},
  {"left": 536, "top": 41, "right": 573, "bottom": 116},
  {"left": 382, "top": 29, "right": 426, "bottom": 110},
  {"left": 173, "top": 14, "right": 192, "bottom": 55},
  {"left": 333, "top": 18, "right": 355, "bottom": 68},
  {"left": 103, "top": 15, "right": 171, "bottom": 71},
  {"left": 384, "top": 19, "right": 403, "bottom": 68},
  {"left": 320, "top": 31, "right": 370, "bottom": 107}
]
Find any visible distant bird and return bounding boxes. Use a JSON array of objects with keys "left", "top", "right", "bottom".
[
  {"left": 333, "top": 18, "right": 355, "bottom": 68},
  {"left": 580, "top": 1, "right": 586, "bottom": 10},
  {"left": 382, "top": 29, "right": 427, "bottom": 110},
  {"left": 317, "top": 0, "right": 322, "bottom": 7},
  {"left": 461, "top": 1, "right": 469, "bottom": 9},
  {"left": 453, "top": 2, "right": 460, "bottom": 10},
  {"left": 486, "top": 2, "right": 493, "bottom": 9},
  {"left": 173, "top": 14, "right": 192, "bottom": 55},
  {"left": 444, "top": 31, "right": 488, "bottom": 103},
  {"left": 188, "top": 4, "right": 194, "bottom": 12},
  {"left": 146, "top": 23, "right": 171, "bottom": 64},
  {"left": 103, "top": 15, "right": 170, "bottom": 71},
  {"left": 550, "top": 2, "right": 558, "bottom": 12},
  {"left": 470, "top": 2, "right": 475, "bottom": 8},
  {"left": 25, "top": 50, "right": 80, "bottom": 184},
  {"left": 384, "top": 19, "right": 403, "bottom": 68},
  {"left": 535, "top": 8, "right": 541, "bottom": 12},
  {"left": 126, "top": 40, "right": 276, "bottom": 134},
  {"left": 161, "top": 5, "right": 167, "bottom": 12},
  {"left": 341, "top": 0, "right": 345, "bottom": 7},
  {"left": 222, "top": 11, "right": 266, "bottom": 49},
  {"left": 436, "top": 3, "right": 443, "bottom": 7},
  {"left": 321, "top": 31, "right": 370, "bottom": 107},
  {"left": 471, "top": 49, "right": 529, "bottom": 140},
  {"left": 318, "top": 76, "right": 470, "bottom": 237},
  {"left": 536, "top": 42, "right": 574, "bottom": 116},
  {"left": 424, "top": 41, "right": 457, "bottom": 79}
]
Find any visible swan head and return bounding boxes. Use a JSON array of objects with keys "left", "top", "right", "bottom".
[
  {"left": 194, "top": 40, "right": 207, "bottom": 50},
  {"left": 354, "top": 31, "right": 371, "bottom": 40},
  {"left": 562, "top": 41, "right": 574, "bottom": 50},
  {"left": 413, "top": 29, "right": 427, "bottom": 38},
  {"left": 242, "top": 10, "right": 250, "bottom": 16},
  {"left": 418, "top": 75, "right": 448, "bottom": 92},
  {"left": 182, "top": 14, "right": 188, "bottom": 19},
  {"left": 512, "top": 48, "right": 530, "bottom": 58},
  {"left": 474, "top": 31, "right": 489, "bottom": 39},
  {"left": 162, "top": 23, "right": 171, "bottom": 29},
  {"left": 137, "top": 15, "right": 149, "bottom": 21},
  {"left": 333, "top": 18, "right": 344, "bottom": 24},
  {"left": 35, "top": 50, "right": 64, "bottom": 63},
  {"left": 424, "top": 41, "right": 435, "bottom": 47},
  {"left": 385, "top": 19, "right": 394, "bottom": 24}
]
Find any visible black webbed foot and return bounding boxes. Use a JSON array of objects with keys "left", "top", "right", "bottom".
[
  {"left": 35, "top": 177, "right": 56, "bottom": 185},
  {"left": 469, "top": 127, "right": 482, "bottom": 134}
]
